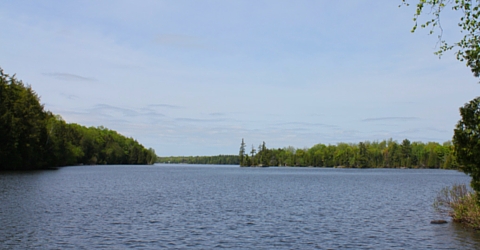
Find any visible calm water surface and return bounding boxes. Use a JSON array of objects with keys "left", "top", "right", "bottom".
[{"left": 1, "top": 165, "right": 480, "bottom": 249}]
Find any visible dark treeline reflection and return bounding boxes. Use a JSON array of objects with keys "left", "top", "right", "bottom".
[
  {"left": 239, "top": 139, "right": 456, "bottom": 169},
  {"left": 0, "top": 68, "right": 156, "bottom": 171}
]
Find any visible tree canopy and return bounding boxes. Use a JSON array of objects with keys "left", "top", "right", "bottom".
[
  {"left": 239, "top": 139, "right": 456, "bottom": 169},
  {"left": 157, "top": 155, "right": 239, "bottom": 165},
  {"left": 0, "top": 68, "right": 156, "bottom": 170},
  {"left": 454, "top": 97, "right": 480, "bottom": 191}
]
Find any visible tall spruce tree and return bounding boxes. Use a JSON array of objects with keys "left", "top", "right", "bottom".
[{"left": 239, "top": 138, "right": 246, "bottom": 166}]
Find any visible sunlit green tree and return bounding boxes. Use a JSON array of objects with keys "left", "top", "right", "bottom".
[{"left": 454, "top": 97, "right": 480, "bottom": 191}]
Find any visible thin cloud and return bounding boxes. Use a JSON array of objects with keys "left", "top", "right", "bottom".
[
  {"left": 153, "top": 34, "right": 205, "bottom": 49},
  {"left": 362, "top": 117, "right": 419, "bottom": 122},
  {"left": 274, "top": 122, "right": 337, "bottom": 128},
  {"left": 43, "top": 72, "right": 96, "bottom": 82},
  {"left": 144, "top": 111, "right": 166, "bottom": 117},
  {"left": 92, "top": 104, "right": 139, "bottom": 117},
  {"left": 148, "top": 104, "right": 183, "bottom": 109},
  {"left": 175, "top": 117, "right": 226, "bottom": 123},
  {"left": 281, "top": 127, "right": 311, "bottom": 132},
  {"left": 60, "top": 93, "right": 79, "bottom": 100},
  {"left": 398, "top": 127, "right": 448, "bottom": 134},
  {"left": 209, "top": 112, "right": 226, "bottom": 116},
  {"left": 91, "top": 104, "right": 166, "bottom": 118}
]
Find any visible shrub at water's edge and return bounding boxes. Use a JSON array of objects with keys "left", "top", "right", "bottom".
[
  {"left": 0, "top": 68, "right": 157, "bottom": 171},
  {"left": 434, "top": 184, "right": 480, "bottom": 229}
]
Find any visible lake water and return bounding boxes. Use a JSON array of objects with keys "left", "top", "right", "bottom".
[{"left": 1, "top": 165, "right": 480, "bottom": 249}]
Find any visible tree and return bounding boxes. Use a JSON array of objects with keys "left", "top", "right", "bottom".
[
  {"left": 0, "top": 69, "right": 49, "bottom": 170},
  {"left": 146, "top": 148, "right": 157, "bottom": 165},
  {"left": 257, "top": 143, "right": 263, "bottom": 166},
  {"left": 400, "top": 139, "right": 412, "bottom": 167},
  {"left": 357, "top": 142, "right": 368, "bottom": 168},
  {"left": 250, "top": 145, "right": 256, "bottom": 166},
  {"left": 239, "top": 138, "right": 246, "bottom": 166},
  {"left": 453, "top": 97, "right": 480, "bottom": 192},
  {"left": 402, "top": 0, "right": 480, "bottom": 78},
  {"left": 0, "top": 67, "right": 156, "bottom": 170},
  {"left": 259, "top": 141, "right": 268, "bottom": 166}
]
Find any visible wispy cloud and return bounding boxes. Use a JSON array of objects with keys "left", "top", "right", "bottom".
[
  {"left": 148, "top": 104, "right": 183, "bottom": 109},
  {"left": 91, "top": 104, "right": 139, "bottom": 117},
  {"left": 60, "top": 93, "right": 79, "bottom": 100},
  {"left": 43, "top": 72, "right": 96, "bottom": 82},
  {"left": 89, "top": 104, "right": 165, "bottom": 119},
  {"left": 153, "top": 34, "right": 205, "bottom": 49},
  {"left": 274, "top": 122, "right": 338, "bottom": 128},
  {"left": 362, "top": 117, "right": 419, "bottom": 122},
  {"left": 175, "top": 117, "right": 226, "bottom": 123},
  {"left": 397, "top": 127, "right": 448, "bottom": 134},
  {"left": 144, "top": 111, "right": 166, "bottom": 117}
]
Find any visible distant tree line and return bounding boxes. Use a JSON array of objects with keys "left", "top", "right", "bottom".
[
  {"left": 0, "top": 68, "right": 156, "bottom": 171},
  {"left": 239, "top": 138, "right": 456, "bottom": 169},
  {"left": 157, "top": 155, "right": 239, "bottom": 165}
]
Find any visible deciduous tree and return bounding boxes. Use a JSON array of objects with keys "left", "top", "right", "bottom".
[
  {"left": 402, "top": 0, "right": 480, "bottom": 78},
  {"left": 454, "top": 97, "right": 480, "bottom": 191}
]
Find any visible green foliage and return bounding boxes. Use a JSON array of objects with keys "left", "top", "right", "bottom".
[
  {"left": 46, "top": 123, "right": 156, "bottom": 166},
  {"left": 0, "top": 68, "right": 156, "bottom": 170},
  {"left": 0, "top": 69, "right": 49, "bottom": 170},
  {"left": 434, "top": 184, "right": 480, "bottom": 229},
  {"left": 239, "top": 138, "right": 456, "bottom": 168},
  {"left": 157, "top": 155, "right": 240, "bottom": 165},
  {"left": 453, "top": 97, "right": 480, "bottom": 192},
  {"left": 402, "top": 0, "right": 480, "bottom": 78},
  {"left": 239, "top": 138, "right": 246, "bottom": 166}
]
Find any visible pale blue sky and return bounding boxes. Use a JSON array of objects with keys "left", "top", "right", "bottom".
[{"left": 1, "top": 1, "right": 479, "bottom": 156}]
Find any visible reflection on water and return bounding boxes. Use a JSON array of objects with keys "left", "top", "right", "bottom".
[
  {"left": 444, "top": 222, "right": 480, "bottom": 249},
  {"left": 0, "top": 165, "right": 480, "bottom": 249}
]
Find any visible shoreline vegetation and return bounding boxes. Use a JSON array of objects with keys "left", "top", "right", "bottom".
[
  {"left": 238, "top": 139, "right": 456, "bottom": 169},
  {"left": 157, "top": 155, "right": 239, "bottom": 165},
  {"left": 0, "top": 68, "right": 156, "bottom": 171},
  {"left": 158, "top": 137, "right": 457, "bottom": 169},
  {"left": 434, "top": 184, "right": 480, "bottom": 230}
]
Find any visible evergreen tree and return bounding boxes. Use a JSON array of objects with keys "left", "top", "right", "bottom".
[
  {"left": 239, "top": 138, "right": 246, "bottom": 166},
  {"left": 400, "top": 139, "right": 412, "bottom": 168}
]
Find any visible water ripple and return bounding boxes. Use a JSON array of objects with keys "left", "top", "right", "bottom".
[{"left": 1, "top": 166, "right": 480, "bottom": 249}]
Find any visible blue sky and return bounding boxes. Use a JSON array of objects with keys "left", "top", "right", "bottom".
[{"left": 1, "top": 1, "right": 479, "bottom": 156}]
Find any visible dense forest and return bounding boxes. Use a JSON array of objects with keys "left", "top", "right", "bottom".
[
  {"left": 0, "top": 68, "right": 156, "bottom": 171},
  {"left": 239, "top": 139, "right": 456, "bottom": 169},
  {"left": 158, "top": 155, "right": 239, "bottom": 165}
]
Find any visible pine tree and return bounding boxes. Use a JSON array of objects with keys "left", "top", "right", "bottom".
[{"left": 239, "top": 138, "right": 246, "bottom": 166}]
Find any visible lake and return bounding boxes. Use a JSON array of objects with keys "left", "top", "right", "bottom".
[{"left": 1, "top": 165, "right": 480, "bottom": 249}]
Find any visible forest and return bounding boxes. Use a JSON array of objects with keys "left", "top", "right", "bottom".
[
  {"left": 0, "top": 68, "right": 157, "bottom": 171},
  {"left": 157, "top": 155, "right": 239, "bottom": 165},
  {"left": 239, "top": 139, "right": 456, "bottom": 169}
]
